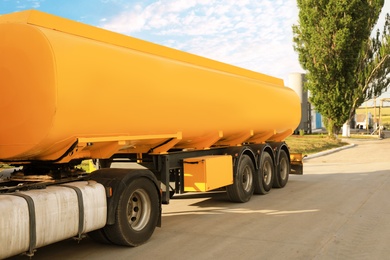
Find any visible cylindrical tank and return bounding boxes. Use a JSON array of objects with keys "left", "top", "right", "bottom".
[
  {"left": 0, "top": 181, "right": 107, "bottom": 259},
  {"left": 0, "top": 10, "right": 301, "bottom": 161},
  {"left": 288, "top": 73, "right": 306, "bottom": 103},
  {"left": 288, "top": 73, "right": 309, "bottom": 133}
]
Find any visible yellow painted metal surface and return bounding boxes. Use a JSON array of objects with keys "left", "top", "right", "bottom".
[
  {"left": 290, "top": 153, "right": 303, "bottom": 175},
  {"left": 0, "top": 10, "right": 301, "bottom": 162},
  {"left": 184, "top": 155, "right": 233, "bottom": 192}
]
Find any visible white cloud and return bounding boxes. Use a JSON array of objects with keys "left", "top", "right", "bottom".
[
  {"left": 15, "top": 0, "right": 42, "bottom": 9},
  {"left": 100, "top": 0, "right": 305, "bottom": 82}
]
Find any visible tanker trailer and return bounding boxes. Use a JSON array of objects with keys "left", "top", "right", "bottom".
[{"left": 0, "top": 10, "right": 302, "bottom": 258}]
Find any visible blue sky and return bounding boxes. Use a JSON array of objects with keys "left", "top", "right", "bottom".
[{"left": 0, "top": 0, "right": 389, "bottom": 93}]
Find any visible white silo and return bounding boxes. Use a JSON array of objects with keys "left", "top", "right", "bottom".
[{"left": 288, "top": 73, "right": 310, "bottom": 133}]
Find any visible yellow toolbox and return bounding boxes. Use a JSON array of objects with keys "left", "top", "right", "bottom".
[{"left": 183, "top": 155, "right": 233, "bottom": 192}]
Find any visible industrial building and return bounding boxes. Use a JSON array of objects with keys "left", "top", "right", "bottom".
[{"left": 288, "top": 73, "right": 324, "bottom": 133}]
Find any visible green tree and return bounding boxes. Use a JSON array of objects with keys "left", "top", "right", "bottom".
[
  {"left": 293, "top": 0, "right": 384, "bottom": 136},
  {"left": 347, "top": 14, "right": 390, "bottom": 123}
]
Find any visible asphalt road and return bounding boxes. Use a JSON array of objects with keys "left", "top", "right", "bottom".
[{"left": 7, "top": 138, "right": 390, "bottom": 260}]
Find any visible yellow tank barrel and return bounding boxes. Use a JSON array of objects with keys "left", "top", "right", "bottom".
[{"left": 0, "top": 10, "right": 301, "bottom": 162}]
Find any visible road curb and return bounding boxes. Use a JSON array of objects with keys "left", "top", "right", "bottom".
[{"left": 303, "top": 143, "right": 356, "bottom": 160}]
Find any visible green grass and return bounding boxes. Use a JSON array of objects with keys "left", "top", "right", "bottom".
[{"left": 286, "top": 135, "right": 349, "bottom": 155}]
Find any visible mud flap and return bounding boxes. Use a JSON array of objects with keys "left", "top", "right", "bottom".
[{"left": 290, "top": 153, "right": 303, "bottom": 175}]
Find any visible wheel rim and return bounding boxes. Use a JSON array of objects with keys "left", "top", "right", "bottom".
[
  {"left": 127, "top": 188, "right": 151, "bottom": 231},
  {"left": 280, "top": 157, "right": 288, "bottom": 180},
  {"left": 242, "top": 165, "right": 253, "bottom": 192},
  {"left": 263, "top": 160, "right": 272, "bottom": 185}
]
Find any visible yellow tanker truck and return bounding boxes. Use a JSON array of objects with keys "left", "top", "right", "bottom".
[{"left": 0, "top": 10, "right": 302, "bottom": 258}]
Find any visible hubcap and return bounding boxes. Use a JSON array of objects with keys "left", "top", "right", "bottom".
[
  {"left": 242, "top": 165, "right": 253, "bottom": 192},
  {"left": 263, "top": 160, "right": 272, "bottom": 185},
  {"left": 280, "top": 157, "right": 288, "bottom": 180},
  {"left": 127, "top": 189, "right": 151, "bottom": 231}
]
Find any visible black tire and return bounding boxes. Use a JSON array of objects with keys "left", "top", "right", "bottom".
[
  {"left": 103, "top": 178, "right": 159, "bottom": 246},
  {"left": 273, "top": 150, "right": 289, "bottom": 188},
  {"left": 254, "top": 152, "right": 274, "bottom": 195},
  {"left": 226, "top": 155, "right": 255, "bottom": 203},
  {"left": 88, "top": 229, "right": 112, "bottom": 244}
]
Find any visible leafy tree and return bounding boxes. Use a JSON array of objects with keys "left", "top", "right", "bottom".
[
  {"left": 347, "top": 14, "right": 390, "bottom": 123},
  {"left": 293, "top": 0, "right": 385, "bottom": 136}
]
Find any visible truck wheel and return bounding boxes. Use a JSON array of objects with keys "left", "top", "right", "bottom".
[
  {"left": 104, "top": 178, "right": 159, "bottom": 246},
  {"left": 254, "top": 152, "right": 274, "bottom": 195},
  {"left": 88, "top": 229, "right": 112, "bottom": 244},
  {"left": 226, "top": 155, "right": 254, "bottom": 203},
  {"left": 273, "top": 150, "right": 289, "bottom": 188}
]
